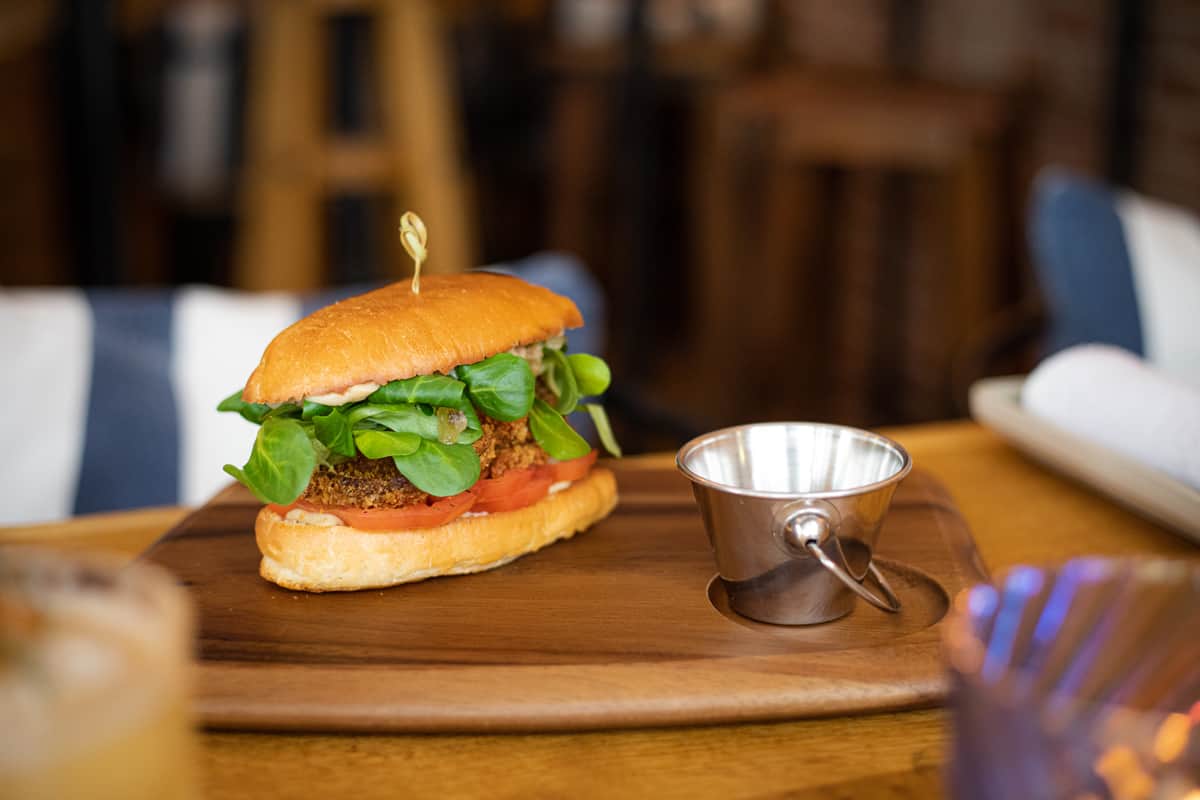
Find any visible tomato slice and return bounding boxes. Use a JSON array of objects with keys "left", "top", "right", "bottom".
[
  {"left": 468, "top": 467, "right": 534, "bottom": 505},
  {"left": 543, "top": 450, "right": 598, "bottom": 483},
  {"left": 267, "top": 451, "right": 601, "bottom": 528},
  {"left": 471, "top": 470, "right": 553, "bottom": 514},
  {"left": 270, "top": 492, "right": 476, "bottom": 531}
]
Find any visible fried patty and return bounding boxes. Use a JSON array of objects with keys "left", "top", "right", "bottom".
[
  {"left": 488, "top": 442, "right": 547, "bottom": 478},
  {"left": 471, "top": 414, "right": 532, "bottom": 475},
  {"left": 300, "top": 413, "right": 545, "bottom": 509},
  {"left": 301, "top": 454, "right": 429, "bottom": 509}
]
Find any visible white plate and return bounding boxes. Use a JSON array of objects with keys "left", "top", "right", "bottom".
[{"left": 969, "top": 376, "right": 1200, "bottom": 544}]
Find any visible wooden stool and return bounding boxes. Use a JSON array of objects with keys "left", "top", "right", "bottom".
[
  {"left": 236, "top": 0, "right": 474, "bottom": 290},
  {"left": 694, "top": 72, "right": 1012, "bottom": 425}
]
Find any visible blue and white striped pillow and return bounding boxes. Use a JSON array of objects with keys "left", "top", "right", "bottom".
[
  {"left": 1031, "top": 169, "right": 1200, "bottom": 387},
  {"left": 0, "top": 254, "right": 604, "bottom": 524}
]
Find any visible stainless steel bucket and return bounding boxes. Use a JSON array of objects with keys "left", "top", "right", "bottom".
[{"left": 677, "top": 422, "right": 912, "bottom": 625}]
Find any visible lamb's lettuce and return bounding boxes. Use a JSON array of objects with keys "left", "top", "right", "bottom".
[
  {"left": 567, "top": 354, "right": 611, "bottom": 396},
  {"left": 531, "top": 348, "right": 620, "bottom": 459},
  {"left": 529, "top": 398, "right": 591, "bottom": 461},
  {"left": 264, "top": 403, "right": 302, "bottom": 419},
  {"left": 456, "top": 353, "right": 534, "bottom": 421},
  {"left": 392, "top": 439, "right": 480, "bottom": 496},
  {"left": 541, "top": 347, "right": 579, "bottom": 415},
  {"left": 218, "top": 343, "right": 620, "bottom": 501},
  {"left": 348, "top": 403, "right": 481, "bottom": 445},
  {"left": 218, "top": 390, "right": 273, "bottom": 424},
  {"left": 222, "top": 417, "right": 316, "bottom": 504},
  {"left": 313, "top": 408, "right": 356, "bottom": 457},
  {"left": 353, "top": 429, "right": 421, "bottom": 459},
  {"left": 302, "top": 400, "right": 332, "bottom": 420},
  {"left": 369, "top": 375, "right": 465, "bottom": 407},
  {"left": 585, "top": 403, "right": 622, "bottom": 458}
]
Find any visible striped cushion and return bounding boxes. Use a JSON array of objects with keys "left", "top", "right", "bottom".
[
  {"left": 1030, "top": 169, "right": 1200, "bottom": 386},
  {"left": 1116, "top": 193, "right": 1200, "bottom": 385},
  {"left": 0, "top": 254, "right": 604, "bottom": 524}
]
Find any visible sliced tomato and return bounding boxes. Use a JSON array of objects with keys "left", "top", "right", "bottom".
[
  {"left": 270, "top": 492, "right": 476, "bottom": 531},
  {"left": 471, "top": 470, "right": 553, "bottom": 514},
  {"left": 543, "top": 450, "right": 598, "bottom": 483},
  {"left": 267, "top": 450, "right": 601, "bottom": 528},
  {"left": 468, "top": 466, "right": 535, "bottom": 505}
]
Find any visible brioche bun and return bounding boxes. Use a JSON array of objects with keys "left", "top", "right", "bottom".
[
  {"left": 243, "top": 272, "right": 583, "bottom": 404},
  {"left": 257, "top": 468, "right": 617, "bottom": 592}
]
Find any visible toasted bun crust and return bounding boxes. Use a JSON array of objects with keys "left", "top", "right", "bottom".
[
  {"left": 243, "top": 272, "right": 583, "bottom": 403},
  {"left": 256, "top": 468, "right": 617, "bottom": 592}
]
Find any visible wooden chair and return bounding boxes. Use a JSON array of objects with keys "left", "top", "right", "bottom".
[
  {"left": 693, "top": 71, "right": 1013, "bottom": 425},
  {"left": 236, "top": 0, "right": 474, "bottom": 290}
]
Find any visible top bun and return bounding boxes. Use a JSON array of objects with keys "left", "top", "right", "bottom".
[{"left": 242, "top": 272, "right": 583, "bottom": 403}]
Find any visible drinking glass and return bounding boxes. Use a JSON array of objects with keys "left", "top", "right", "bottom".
[
  {"left": 0, "top": 547, "right": 198, "bottom": 800},
  {"left": 944, "top": 558, "right": 1200, "bottom": 800}
]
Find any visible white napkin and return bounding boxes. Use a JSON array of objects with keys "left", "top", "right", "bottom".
[{"left": 1022, "top": 344, "right": 1200, "bottom": 490}]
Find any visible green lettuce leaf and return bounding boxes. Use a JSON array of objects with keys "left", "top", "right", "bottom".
[
  {"left": 217, "top": 390, "right": 273, "bottom": 424},
  {"left": 347, "top": 403, "right": 481, "bottom": 445},
  {"left": 368, "top": 375, "right": 466, "bottom": 407},
  {"left": 353, "top": 429, "right": 422, "bottom": 459},
  {"left": 457, "top": 353, "right": 535, "bottom": 421},
  {"left": 584, "top": 403, "right": 622, "bottom": 458},
  {"left": 264, "top": 403, "right": 302, "bottom": 420},
  {"left": 528, "top": 398, "right": 591, "bottom": 461},
  {"left": 392, "top": 439, "right": 481, "bottom": 496},
  {"left": 222, "top": 417, "right": 317, "bottom": 504},
  {"left": 568, "top": 353, "right": 611, "bottom": 396},
  {"left": 302, "top": 400, "right": 333, "bottom": 420},
  {"left": 313, "top": 408, "right": 356, "bottom": 457},
  {"left": 542, "top": 346, "right": 579, "bottom": 415}
]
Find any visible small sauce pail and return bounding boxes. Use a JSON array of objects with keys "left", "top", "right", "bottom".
[{"left": 677, "top": 422, "right": 911, "bottom": 625}]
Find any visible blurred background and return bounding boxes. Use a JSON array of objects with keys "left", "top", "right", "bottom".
[{"left": 2, "top": 0, "right": 1196, "bottom": 453}]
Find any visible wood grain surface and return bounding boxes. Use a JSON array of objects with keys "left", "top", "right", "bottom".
[
  {"left": 142, "top": 461, "right": 986, "bottom": 732},
  {"left": 7, "top": 422, "right": 1198, "bottom": 798}
]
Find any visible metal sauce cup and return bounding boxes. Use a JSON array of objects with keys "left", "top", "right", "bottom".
[{"left": 677, "top": 422, "right": 912, "bottom": 625}]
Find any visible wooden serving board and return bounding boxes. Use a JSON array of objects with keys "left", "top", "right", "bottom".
[{"left": 144, "top": 458, "right": 988, "bottom": 733}]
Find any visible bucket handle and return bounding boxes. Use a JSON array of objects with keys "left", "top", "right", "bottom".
[{"left": 781, "top": 511, "right": 902, "bottom": 614}]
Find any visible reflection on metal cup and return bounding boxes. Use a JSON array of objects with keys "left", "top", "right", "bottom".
[{"left": 677, "top": 422, "right": 912, "bottom": 625}]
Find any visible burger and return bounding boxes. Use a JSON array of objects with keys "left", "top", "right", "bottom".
[{"left": 217, "top": 272, "right": 620, "bottom": 592}]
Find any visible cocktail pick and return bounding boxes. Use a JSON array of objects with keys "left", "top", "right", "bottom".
[{"left": 399, "top": 211, "right": 428, "bottom": 294}]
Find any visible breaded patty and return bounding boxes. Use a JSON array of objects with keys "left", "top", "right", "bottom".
[
  {"left": 489, "top": 443, "right": 547, "bottom": 478},
  {"left": 301, "top": 454, "right": 429, "bottom": 509},
  {"left": 300, "top": 413, "right": 543, "bottom": 509}
]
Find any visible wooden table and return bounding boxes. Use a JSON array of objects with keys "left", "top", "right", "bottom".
[{"left": 4, "top": 421, "right": 1196, "bottom": 799}]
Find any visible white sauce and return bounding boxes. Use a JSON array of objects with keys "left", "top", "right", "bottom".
[
  {"left": 284, "top": 508, "right": 345, "bottom": 527},
  {"left": 306, "top": 382, "right": 380, "bottom": 407},
  {"left": 509, "top": 332, "right": 565, "bottom": 377}
]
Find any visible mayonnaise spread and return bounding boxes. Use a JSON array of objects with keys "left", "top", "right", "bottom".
[
  {"left": 284, "top": 508, "right": 345, "bottom": 527},
  {"left": 306, "top": 382, "right": 380, "bottom": 407}
]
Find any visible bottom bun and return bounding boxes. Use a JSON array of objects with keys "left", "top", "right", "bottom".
[{"left": 256, "top": 467, "right": 618, "bottom": 592}]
